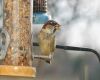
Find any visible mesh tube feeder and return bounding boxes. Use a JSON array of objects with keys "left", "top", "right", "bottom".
[
  {"left": 33, "top": 0, "right": 47, "bottom": 13},
  {"left": 0, "top": 0, "right": 36, "bottom": 79},
  {"left": 33, "top": 0, "right": 50, "bottom": 24}
]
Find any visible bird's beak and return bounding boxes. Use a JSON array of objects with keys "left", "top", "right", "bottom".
[
  {"left": 53, "top": 25, "right": 61, "bottom": 33},
  {"left": 56, "top": 25, "right": 61, "bottom": 31}
]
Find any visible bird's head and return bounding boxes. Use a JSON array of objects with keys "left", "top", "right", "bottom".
[{"left": 42, "top": 20, "right": 61, "bottom": 34}]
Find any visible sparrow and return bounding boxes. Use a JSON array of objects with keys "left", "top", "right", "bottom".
[{"left": 36, "top": 20, "right": 61, "bottom": 64}]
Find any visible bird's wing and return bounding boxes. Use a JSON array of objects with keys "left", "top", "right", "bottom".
[
  {"left": 50, "top": 35, "right": 55, "bottom": 53},
  {"left": 38, "top": 31, "right": 51, "bottom": 56}
]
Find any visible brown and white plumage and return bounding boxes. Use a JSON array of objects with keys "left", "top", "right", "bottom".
[{"left": 38, "top": 20, "right": 61, "bottom": 64}]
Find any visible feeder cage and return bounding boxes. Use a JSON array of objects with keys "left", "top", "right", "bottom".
[{"left": 33, "top": 0, "right": 47, "bottom": 13}]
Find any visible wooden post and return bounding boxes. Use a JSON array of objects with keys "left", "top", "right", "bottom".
[{"left": 0, "top": 0, "right": 36, "bottom": 77}]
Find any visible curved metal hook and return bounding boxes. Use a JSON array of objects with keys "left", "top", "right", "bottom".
[{"left": 33, "top": 42, "right": 100, "bottom": 62}]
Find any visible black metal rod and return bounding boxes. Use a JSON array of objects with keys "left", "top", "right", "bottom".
[{"left": 33, "top": 42, "right": 100, "bottom": 62}]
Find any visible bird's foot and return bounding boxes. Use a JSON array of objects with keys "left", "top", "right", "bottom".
[{"left": 33, "top": 55, "right": 51, "bottom": 64}]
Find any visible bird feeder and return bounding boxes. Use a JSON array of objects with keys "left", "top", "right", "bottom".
[
  {"left": 33, "top": 0, "right": 50, "bottom": 24},
  {"left": 0, "top": 0, "right": 36, "bottom": 79}
]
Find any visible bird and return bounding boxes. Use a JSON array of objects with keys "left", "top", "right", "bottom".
[{"left": 34, "top": 20, "right": 61, "bottom": 64}]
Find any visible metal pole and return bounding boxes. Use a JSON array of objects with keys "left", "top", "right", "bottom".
[{"left": 84, "top": 64, "right": 88, "bottom": 80}]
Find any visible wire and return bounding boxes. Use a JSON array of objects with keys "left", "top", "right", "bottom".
[{"left": 33, "top": 42, "right": 100, "bottom": 62}]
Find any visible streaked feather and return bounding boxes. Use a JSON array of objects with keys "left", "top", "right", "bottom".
[{"left": 38, "top": 30, "right": 55, "bottom": 56}]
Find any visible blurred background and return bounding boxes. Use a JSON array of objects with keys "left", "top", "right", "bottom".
[{"left": 0, "top": 0, "right": 100, "bottom": 80}]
